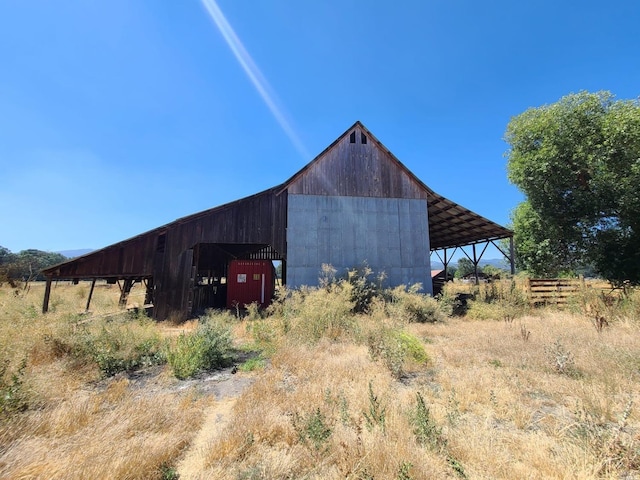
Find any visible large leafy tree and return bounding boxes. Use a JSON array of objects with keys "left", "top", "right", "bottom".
[
  {"left": 505, "top": 91, "right": 640, "bottom": 285},
  {"left": 0, "top": 246, "right": 67, "bottom": 285}
]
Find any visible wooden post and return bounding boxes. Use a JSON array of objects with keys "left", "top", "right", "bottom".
[
  {"left": 443, "top": 248, "right": 449, "bottom": 281},
  {"left": 119, "top": 278, "right": 134, "bottom": 307},
  {"left": 42, "top": 277, "right": 52, "bottom": 313},
  {"left": 85, "top": 278, "right": 96, "bottom": 312},
  {"left": 472, "top": 244, "right": 479, "bottom": 285},
  {"left": 509, "top": 237, "right": 515, "bottom": 275}
]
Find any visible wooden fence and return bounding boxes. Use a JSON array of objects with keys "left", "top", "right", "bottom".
[{"left": 526, "top": 277, "right": 585, "bottom": 306}]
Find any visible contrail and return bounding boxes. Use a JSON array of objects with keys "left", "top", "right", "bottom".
[{"left": 200, "top": 0, "right": 309, "bottom": 159}]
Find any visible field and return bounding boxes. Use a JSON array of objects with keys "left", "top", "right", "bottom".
[{"left": 1, "top": 278, "right": 639, "bottom": 479}]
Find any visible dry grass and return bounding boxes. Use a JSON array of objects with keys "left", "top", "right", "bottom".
[
  {"left": 2, "top": 280, "right": 640, "bottom": 479},
  {"left": 0, "top": 283, "right": 207, "bottom": 480}
]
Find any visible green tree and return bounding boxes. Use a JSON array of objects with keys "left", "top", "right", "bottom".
[
  {"left": 482, "top": 264, "right": 505, "bottom": 278},
  {"left": 0, "top": 246, "right": 66, "bottom": 284},
  {"left": 454, "top": 258, "right": 475, "bottom": 279},
  {"left": 505, "top": 91, "right": 640, "bottom": 285}
]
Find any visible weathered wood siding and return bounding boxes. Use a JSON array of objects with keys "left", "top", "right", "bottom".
[
  {"left": 288, "top": 125, "right": 427, "bottom": 200},
  {"left": 154, "top": 189, "right": 287, "bottom": 319},
  {"left": 44, "top": 234, "right": 158, "bottom": 278},
  {"left": 45, "top": 188, "right": 288, "bottom": 320}
]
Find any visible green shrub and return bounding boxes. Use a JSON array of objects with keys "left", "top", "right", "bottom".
[
  {"left": 75, "top": 315, "right": 165, "bottom": 377},
  {"left": 166, "top": 318, "right": 233, "bottom": 379},
  {"left": 367, "top": 328, "right": 429, "bottom": 378},
  {"left": 246, "top": 319, "right": 279, "bottom": 355},
  {"left": 396, "top": 331, "right": 430, "bottom": 364},
  {"left": 386, "top": 285, "right": 444, "bottom": 323},
  {"left": 0, "top": 358, "right": 29, "bottom": 416},
  {"left": 467, "top": 280, "right": 528, "bottom": 321},
  {"left": 288, "top": 284, "right": 358, "bottom": 343},
  {"left": 466, "top": 300, "right": 502, "bottom": 320},
  {"left": 293, "top": 408, "right": 333, "bottom": 450},
  {"left": 410, "top": 392, "right": 444, "bottom": 450}
]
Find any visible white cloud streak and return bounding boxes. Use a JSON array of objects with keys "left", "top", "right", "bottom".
[{"left": 200, "top": 0, "right": 309, "bottom": 159}]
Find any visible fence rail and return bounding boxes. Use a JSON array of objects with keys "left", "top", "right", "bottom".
[{"left": 527, "top": 278, "right": 585, "bottom": 306}]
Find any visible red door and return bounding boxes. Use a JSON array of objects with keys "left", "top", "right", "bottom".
[{"left": 226, "top": 260, "right": 274, "bottom": 309}]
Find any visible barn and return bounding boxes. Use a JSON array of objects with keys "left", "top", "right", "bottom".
[{"left": 42, "top": 122, "right": 513, "bottom": 320}]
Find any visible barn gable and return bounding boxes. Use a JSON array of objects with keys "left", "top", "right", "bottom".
[
  {"left": 285, "top": 122, "right": 427, "bottom": 199},
  {"left": 283, "top": 122, "right": 433, "bottom": 290}
]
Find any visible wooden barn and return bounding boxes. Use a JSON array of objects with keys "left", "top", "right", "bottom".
[{"left": 42, "top": 122, "right": 513, "bottom": 320}]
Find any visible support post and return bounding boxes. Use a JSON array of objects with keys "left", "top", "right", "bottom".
[
  {"left": 85, "top": 278, "right": 96, "bottom": 312},
  {"left": 509, "top": 236, "right": 515, "bottom": 275},
  {"left": 443, "top": 248, "right": 448, "bottom": 281},
  {"left": 119, "top": 278, "right": 134, "bottom": 307},
  {"left": 473, "top": 244, "right": 479, "bottom": 285},
  {"left": 144, "top": 278, "right": 154, "bottom": 306},
  {"left": 42, "top": 277, "right": 52, "bottom": 313}
]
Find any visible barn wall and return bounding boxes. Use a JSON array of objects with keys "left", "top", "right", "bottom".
[
  {"left": 46, "top": 234, "right": 158, "bottom": 278},
  {"left": 286, "top": 194, "right": 432, "bottom": 294},
  {"left": 155, "top": 189, "right": 287, "bottom": 319}
]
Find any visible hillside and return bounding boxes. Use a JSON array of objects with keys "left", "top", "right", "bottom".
[{"left": 1, "top": 280, "right": 639, "bottom": 479}]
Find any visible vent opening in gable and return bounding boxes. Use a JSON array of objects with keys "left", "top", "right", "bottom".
[
  {"left": 349, "top": 131, "right": 356, "bottom": 143},
  {"left": 361, "top": 133, "right": 367, "bottom": 144}
]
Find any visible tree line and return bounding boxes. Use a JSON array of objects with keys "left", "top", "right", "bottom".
[{"left": 0, "top": 246, "right": 67, "bottom": 287}]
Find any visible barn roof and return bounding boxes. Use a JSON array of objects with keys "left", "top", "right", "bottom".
[{"left": 43, "top": 121, "right": 510, "bottom": 277}]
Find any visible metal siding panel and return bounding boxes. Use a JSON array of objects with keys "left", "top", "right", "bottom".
[{"left": 287, "top": 194, "right": 432, "bottom": 293}]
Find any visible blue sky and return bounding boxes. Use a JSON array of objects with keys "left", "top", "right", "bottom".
[{"left": 1, "top": 1, "right": 639, "bottom": 255}]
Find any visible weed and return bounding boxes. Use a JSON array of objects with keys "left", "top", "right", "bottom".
[
  {"left": 75, "top": 315, "right": 165, "bottom": 377},
  {"left": 287, "top": 284, "right": 357, "bottom": 343},
  {"left": 239, "top": 357, "right": 265, "bottom": 372},
  {"left": 545, "top": 339, "right": 579, "bottom": 377},
  {"left": 166, "top": 318, "right": 233, "bottom": 379},
  {"left": 367, "top": 328, "right": 429, "bottom": 378},
  {"left": 467, "top": 279, "right": 528, "bottom": 321},
  {"left": 571, "top": 397, "right": 639, "bottom": 475},
  {"left": 293, "top": 408, "right": 332, "bottom": 451},
  {"left": 363, "top": 381, "right": 386, "bottom": 433},
  {"left": 160, "top": 464, "right": 179, "bottom": 480},
  {"left": 397, "top": 461, "right": 413, "bottom": 480},
  {"left": 447, "top": 455, "right": 467, "bottom": 479},
  {"left": 410, "top": 392, "right": 444, "bottom": 450},
  {"left": 520, "top": 323, "right": 531, "bottom": 341},
  {"left": 339, "top": 394, "right": 350, "bottom": 426},
  {"left": 246, "top": 319, "right": 278, "bottom": 355},
  {"left": 387, "top": 284, "right": 443, "bottom": 323},
  {"left": 446, "top": 389, "right": 461, "bottom": 426},
  {"left": 0, "top": 358, "right": 29, "bottom": 415},
  {"left": 244, "top": 302, "right": 262, "bottom": 321}
]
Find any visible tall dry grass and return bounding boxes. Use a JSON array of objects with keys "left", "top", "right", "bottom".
[
  {"left": 0, "top": 282, "right": 207, "bottom": 480},
  {"left": 2, "top": 278, "right": 640, "bottom": 479}
]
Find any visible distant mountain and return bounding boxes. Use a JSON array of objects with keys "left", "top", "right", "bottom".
[{"left": 57, "top": 249, "right": 94, "bottom": 259}]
